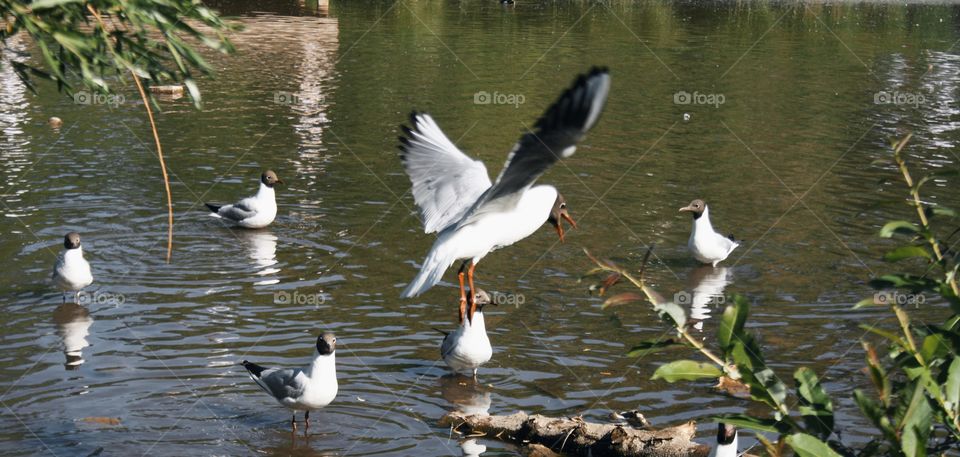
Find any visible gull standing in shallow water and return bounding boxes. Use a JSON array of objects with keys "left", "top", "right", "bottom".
[
  {"left": 52, "top": 232, "right": 93, "bottom": 303},
  {"left": 205, "top": 170, "right": 283, "bottom": 229},
  {"left": 436, "top": 289, "right": 496, "bottom": 377},
  {"left": 398, "top": 67, "right": 611, "bottom": 320},
  {"left": 680, "top": 199, "right": 739, "bottom": 267},
  {"left": 241, "top": 333, "right": 337, "bottom": 429}
]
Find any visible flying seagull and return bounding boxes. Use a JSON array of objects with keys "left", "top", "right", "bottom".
[
  {"left": 206, "top": 170, "right": 283, "bottom": 229},
  {"left": 241, "top": 333, "right": 338, "bottom": 429},
  {"left": 398, "top": 67, "right": 611, "bottom": 323}
]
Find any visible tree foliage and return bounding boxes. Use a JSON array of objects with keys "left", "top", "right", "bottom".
[{"left": 1, "top": 0, "right": 237, "bottom": 107}]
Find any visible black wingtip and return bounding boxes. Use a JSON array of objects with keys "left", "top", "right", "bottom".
[
  {"left": 533, "top": 66, "right": 611, "bottom": 137},
  {"left": 432, "top": 327, "right": 450, "bottom": 337},
  {"left": 398, "top": 112, "right": 428, "bottom": 157},
  {"left": 241, "top": 360, "right": 266, "bottom": 378},
  {"left": 205, "top": 203, "right": 221, "bottom": 213}
]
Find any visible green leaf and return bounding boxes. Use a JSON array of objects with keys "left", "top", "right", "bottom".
[
  {"left": 946, "top": 357, "right": 960, "bottom": 412},
  {"left": 184, "top": 78, "right": 202, "bottom": 108},
  {"left": 920, "top": 333, "right": 949, "bottom": 362},
  {"left": 795, "top": 367, "right": 835, "bottom": 439},
  {"left": 653, "top": 301, "right": 687, "bottom": 330},
  {"left": 718, "top": 295, "right": 749, "bottom": 352},
  {"left": 869, "top": 274, "right": 938, "bottom": 292},
  {"left": 785, "top": 433, "right": 843, "bottom": 457},
  {"left": 880, "top": 220, "right": 920, "bottom": 238},
  {"left": 901, "top": 383, "right": 933, "bottom": 457},
  {"left": 625, "top": 339, "right": 681, "bottom": 358},
  {"left": 29, "top": 0, "right": 84, "bottom": 9},
  {"left": 860, "top": 324, "right": 907, "bottom": 347},
  {"left": 926, "top": 206, "right": 957, "bottom": 219},
  {"left": 884, "top": 246, "right": 932, "bottom": 262},
  {"left": 854, "top": 389, "right": 897, "bottom": 442},
  {"left": 602, "top": 292, "right": 645, "bottom": 309},
  {"left": 753, "top": 366, "right": 789, "bottom": 412},
  {"left": 651, "top": 360, "right": 721, "bottom": 382}
]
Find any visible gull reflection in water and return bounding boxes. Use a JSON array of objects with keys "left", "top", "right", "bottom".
[
  {"left": 240, "top": 230, "right": 280, "bottom": 285},
  {"left": 684, "top": 266, "right": 730, "bottom": 331},
  {"left": 440, "top": 374, "right": 491, "bottom": 456},
  {"left": 53, "top": 303, "right": 92, "bottom": 369}
]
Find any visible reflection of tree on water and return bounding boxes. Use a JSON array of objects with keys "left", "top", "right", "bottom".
[{"left": 53, "top": 303, "right": 93, "bottom": 370}]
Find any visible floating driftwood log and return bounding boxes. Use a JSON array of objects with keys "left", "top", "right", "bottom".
[
  {"left": 441, "top": 411, "right": 712, "bottom": 457},
  {"left": 148, "top": 85, "right": 185, "bottom": 95}
]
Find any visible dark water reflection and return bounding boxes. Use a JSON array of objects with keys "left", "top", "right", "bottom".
[{"left": 2, "top": 1, "right": 960, "bottom": 455}]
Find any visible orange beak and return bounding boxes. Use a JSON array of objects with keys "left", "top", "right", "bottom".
[{"left": 555, "top": 212, "right": 577, "bottom": 242}]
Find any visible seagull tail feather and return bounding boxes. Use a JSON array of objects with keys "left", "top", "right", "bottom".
[
  {"left": 205, "top": 203, "right": 222, "bottom": 214},
  {"left": 402, "top": 240, "right": 455, "bottom": 299}
]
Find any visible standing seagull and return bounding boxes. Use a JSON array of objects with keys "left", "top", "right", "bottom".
[
  {"left": 680, "top": 199, "right": 739, "bottom": 267},
  {"left": 52, "top": 232, "right": 93, "bottom": 303},
  {"left": 205, "top": 170, "right": 283, "bottom": 229},
  {"left": 399, "top": 67, "right": 611, "bottom": 321},
  {"left": 241, "top": 333, "right": 338, "bottom": 429},
  {"left": 437, "top": 289, "right": 495, "bottom": 377},
  {"left": 708, "top": 423, "right": 738, "bottom": 457}
]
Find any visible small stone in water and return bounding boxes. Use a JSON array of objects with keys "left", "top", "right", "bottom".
[
  {"left": 683, "top": 113, "right": 691, "bottom": 121},
  {"left": 49, "top": 117, "right": 63, "bottom": 128}
]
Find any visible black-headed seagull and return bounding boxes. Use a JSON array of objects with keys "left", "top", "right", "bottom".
[
  {"left": 680, "top": 199, "right": 739, "bottom": 267},
  {"left": 52, "top": 232, "right": 93, "bottom": 302},
  {"left": 398, "top": 67, "right": 611, "bottom": 321},
  {"left": 241, "top": 333, "right": 337, "bottom": 429},
  {"left": 437, "top": 289, "right": 496, "bottom": 377},
  {"left": 205, "top": 170, "right": 283, "bottom": 229}
]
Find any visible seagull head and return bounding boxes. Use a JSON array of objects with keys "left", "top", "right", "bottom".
[
  {"left": 548, "top": 193, "right": 577, "bottom": 242},
  {"left": 64, "top": 232, "right": 82, "bottom": 250},
  {"left": 261, "top": 170, "right": 284, "bottom": 188},
  {"left": 473, "top": 288, "right": 494, "bottom": 312},
  {"left": 679, "top": 199, "right": 707, "bottom": 219},
  {"left": 316, "top": 333, "right": 336, "bottom": 356},
  {"left": 715, "top": 422, "right": 738, "bottom": 454}
]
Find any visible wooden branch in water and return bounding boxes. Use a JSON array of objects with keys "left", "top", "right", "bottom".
[{"left": 441, "top": 411, "right": 711, "bottom": 457}]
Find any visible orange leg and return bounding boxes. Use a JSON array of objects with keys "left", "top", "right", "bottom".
[
  {"left": 457, "top": 261, "right": 468, "bottom": 324},
  {"left": 467, "top": 262, "right": 477, "bottom": 323}
]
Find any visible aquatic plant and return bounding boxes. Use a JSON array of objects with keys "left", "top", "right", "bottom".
[{"left": 588, "top": 134, "right": 960, "bottom": 456}]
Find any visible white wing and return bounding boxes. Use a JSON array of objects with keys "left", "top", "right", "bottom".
[{"left": 399, "top": 113, "right": 492, "bottom": 233}]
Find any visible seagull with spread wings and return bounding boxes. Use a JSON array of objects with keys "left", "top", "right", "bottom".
[{"left": 398, "top": 67, "right": 611, "bottom": 321}]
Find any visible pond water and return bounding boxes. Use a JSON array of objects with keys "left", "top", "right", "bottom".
[{"left": 2, "top": 0, "right": 960, "bottom": 455}]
